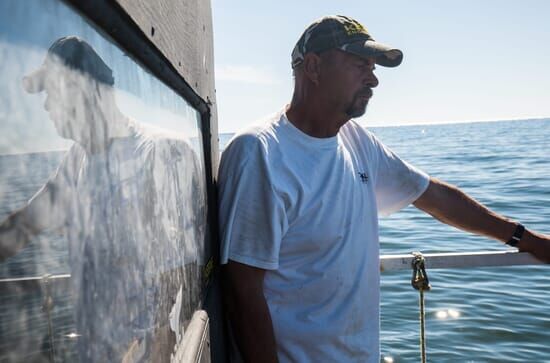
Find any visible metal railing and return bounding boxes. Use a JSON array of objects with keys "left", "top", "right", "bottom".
[{"left": 380, "top": 250, "right": 543, "bottom": 271}]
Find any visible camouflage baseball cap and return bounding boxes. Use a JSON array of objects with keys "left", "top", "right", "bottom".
[{"left": 291, "top": 15, "right": 403, "bottom": 68}]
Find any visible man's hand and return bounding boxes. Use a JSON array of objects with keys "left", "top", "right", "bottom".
[
  {"left": 517, "top": 230, "right": 550, "bottom": 263},
  {"left": 223, "top": 260, "right": 278, "bottom": 363},
  {"left": 414, "top": 178, "right": 550, "bottom": 263}
]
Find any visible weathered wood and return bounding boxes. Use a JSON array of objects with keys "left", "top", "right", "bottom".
[{"left": 113, "top": 0, "right": 219, "bottom": 174}]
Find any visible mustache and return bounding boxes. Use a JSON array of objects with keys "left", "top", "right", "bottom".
[{"left": 355, "top": 88, "right": 373, "bottom": 99}]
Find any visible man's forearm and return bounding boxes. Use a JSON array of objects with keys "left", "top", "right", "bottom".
[
  {"left": 413, "top": 178, "right": 517, "bottom": 242},
  {"left": 223, "top": 261, "right": 278, "bottom": 363},
  {"left": 227, "top": 290, "right": 278, "bottom": 363},
  {"left": 0, "top": 211, "right": 36, "bottom": 261},
  {"left": 413, "top": 177, "right": 550, "bottom": 262},
  {"left": 0, "top": 183, "right": 65, "bottom": 261}
]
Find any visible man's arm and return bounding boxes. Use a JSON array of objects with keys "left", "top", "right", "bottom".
[
  {"left": 413, "top": 177, "right": 550, "bottom": 263},
  {"left": 223, "top": 260, "right": 278, "bottom": 363},
  {"left": 0, "top": 182, "right": 64, "bottom": 261},
  {"left": 0, "top": 209, "right": 38, "bottom": 261}
]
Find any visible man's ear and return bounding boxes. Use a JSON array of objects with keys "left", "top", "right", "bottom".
[{"left": 302, "top": 53, "right": 322, "bottom": 86}]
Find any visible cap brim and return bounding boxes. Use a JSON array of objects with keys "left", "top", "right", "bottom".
[
  {"left": 22, "top": 67, "right": 47, "bottom": 94},
  {"left": 342, "top": 40, "right": 403, "bottom": 67}
]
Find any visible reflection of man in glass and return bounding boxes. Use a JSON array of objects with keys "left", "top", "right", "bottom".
[{"left": 0, "top": 37, "right": 205, "bottom": 362}]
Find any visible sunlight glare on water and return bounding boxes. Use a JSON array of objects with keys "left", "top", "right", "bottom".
[{"left": 435, "top": 308, "right": 461, "bottom": 320}]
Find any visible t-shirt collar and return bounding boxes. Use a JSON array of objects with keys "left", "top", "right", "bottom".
[{"left": 280, "top": 111, "right": 339, "bottom": 149}]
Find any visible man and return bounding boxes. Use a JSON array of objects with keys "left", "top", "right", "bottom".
[
  {"left": 218, "top": 15, "right": 550, "bottom": 363},
  {"left": 0, "top": 36, "right": 205, "bottom": 361}
]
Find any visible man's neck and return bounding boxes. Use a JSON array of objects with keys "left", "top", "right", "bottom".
[
  {"left": 79, "top": 111, "right": 132, "bottom": 155},
  {"left": 285, "top": 98, "right": 349, "bottom": 138}
]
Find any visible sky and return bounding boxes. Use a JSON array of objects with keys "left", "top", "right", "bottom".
[{"left": 211, "top": 0, "right": 550, "bottom": 133}]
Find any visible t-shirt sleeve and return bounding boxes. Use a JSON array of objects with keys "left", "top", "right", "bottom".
[
  {"left": 370, "top": 134, "right": 430, "bottom": 216},
  {"left": 218, "top": 134, "right": 287, "bottom": 270}
]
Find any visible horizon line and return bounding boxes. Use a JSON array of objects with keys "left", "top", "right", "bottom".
[
  {"left": 218, "top": 115, "right": 550, "bottom": 134},
  {"left": 362, "top": 115, "right": 550, "bottom": 129}
]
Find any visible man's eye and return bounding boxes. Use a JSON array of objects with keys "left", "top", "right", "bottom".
[{"left": 356, "top": 63, "right": 374, "bottom": 71}]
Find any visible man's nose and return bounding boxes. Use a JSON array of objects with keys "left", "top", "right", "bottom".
[{"left": 364, "top": 71, "right": 378, "bottom": 88}]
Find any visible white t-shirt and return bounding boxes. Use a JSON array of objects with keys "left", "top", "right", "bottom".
[{"left": 218, "top": 110, "right": 430, "bottom": 362}]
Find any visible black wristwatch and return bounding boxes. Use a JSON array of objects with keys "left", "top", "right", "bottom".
[{"left": 506, "top": 223, "right": 525, "bottom": 247}]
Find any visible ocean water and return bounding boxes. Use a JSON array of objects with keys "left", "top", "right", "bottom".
[{"left": 220, "top": 118, "right": 550, "bottom": 362}]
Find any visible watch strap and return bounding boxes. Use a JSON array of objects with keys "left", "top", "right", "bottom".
[{"left": 506, "top": 223, "right": 525, "bottom": 247}]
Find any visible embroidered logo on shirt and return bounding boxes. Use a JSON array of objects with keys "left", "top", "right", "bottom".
[{"left": 358, "top": 172, "right": 369, "bottom": 184}]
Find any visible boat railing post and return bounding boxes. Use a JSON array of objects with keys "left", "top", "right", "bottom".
[
  {"left": 41, "top": 274, "right": 56, "bottom": 363},
  {"left": 411, "top": 252, "right": 431, "bottom": 363}
]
